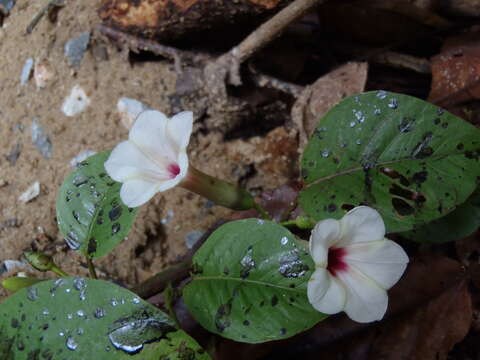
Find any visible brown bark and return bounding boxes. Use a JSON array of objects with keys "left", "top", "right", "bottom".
[{"left": 99, "top": 0, "right": 293, "bottom": 43}]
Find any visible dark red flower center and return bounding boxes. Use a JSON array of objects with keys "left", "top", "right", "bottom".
[
  {"left": 327, "top": 247, "right": 348, "bottom": 276},
  {"left": 167, "top": 163, "right": 180, "bottom": 178}
]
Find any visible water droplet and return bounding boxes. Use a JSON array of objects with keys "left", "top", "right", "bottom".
[
  {"left": 73, "top": 277, "right": 86, "bottom": 291},
  {"left": 356, "top": 139, "right": 362, "bottom": 145},
  {"left": 388, "top": 98, "right": 398, "bottom": 109},
  {"left": 353, "top": 110, "right": 365, "bottom": 123},
  {"left": 50, "top": 278, "right": 64, "bottom": 296},
  {"left": 105, "top": 345, "right": 111, "bottom": 352},
  {"left": 354, "top": 96, "right": 360, "bottom": 104},
  {"left": 109, "top": 206, "right": 122, "bottom": 221},
  {"left": 340, "top": 141, "right": 347, "bottom": 148},
  {"left": 72, "top": 174, "right": 88, "bottom": 187},
  {"left": 111, "top": 299, "right": 118, "bottom": 307},
  {"left": 65, "top": 288, "right": 71, "bottom": 293},
  {"left": 79, "top": 289, "right": 87, "bottom": 301},
  {"left": 437, "top": 108, "right": 444, "bottom": 115},
  {"left": 66, "top": 336, "right": 78, "bottom": 351},
  {"left": 67, "top": 314, "right": 73, "bottom": 319},
  {"left": 94, "top": 307, "right": 106, "bottom": 318},
  {"left": 349, "top": 121, "right": 356, "bottom": 128},
  {"left": 376, "top": 90, "right": 388, "bottom": 99},
  {"left": 257, "top": 219, "right": 264, "bottom": 225},
  {"left": 132, "top": 297, "right": 140, "bottom": 304},
  {"left": 321, "top": 150, "right": 330, "bottom": 158},
  {"left": 77, "top": 328, "right": 84, "bottom": 335},
  {"left": 373, "top": 107, "right": 381, "bottom": 115},
  {"left": 240, "top": 247, "right": 255, "bottom": 279},
  {"left": 279, "top": 249, "right": 309, "bottom": 278},
  {"left": 72, "top": 211, "right": 81, "bottom": 224},
  {"left": 27, "top": 287, "right": 38, "bottom": 301},
  {"left": 280, "top": 237, "right": 289, "bottom": 245},
  {"left": 112, "top": 223, "right": 121, "bottom": 235},
  {"left": 107, "top": 312, "right": 176, "bottom": 354},
  {"left": 65, "top": 231, "right": 80, "bottom": 250},
  {"left": 42, "top": 309, "right": 49, "bottom": 315},
  {"left": 59, "top": 331, "right": 65, "bottom": 337},
  {"left": 77, "top": 310, "right": 85, "bottom": 317}
]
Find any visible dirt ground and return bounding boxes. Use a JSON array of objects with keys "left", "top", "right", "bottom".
[{"left": 0, "top": 0, "right": 296, "bottom": 299}]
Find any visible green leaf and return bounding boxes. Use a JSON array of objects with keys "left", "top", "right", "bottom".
[
  {"left": 0, "top": 277, "right": 210, "bottom": 360},
  {"left": 56, "top": 151, "right": 137, "bottom": 258},
  {"left": 300, "top": 91, "right": 480, "bottom": 233},
  {"left": 2, "top": 277, "right": 45, "bottom": 292},
  {"left": 402, "top": 188, "right": 480, "bottom": 243},
  {"left": 183, "top": 219, "right": 326, "bottom": 344}
]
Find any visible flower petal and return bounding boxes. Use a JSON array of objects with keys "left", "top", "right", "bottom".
[
  {"left": 338, "top": 206, "right": 385, "bottom": 246},
  {"left": 337, "top": 268, "right": 388, "bottom": 323},
  {"left": 344, "top": 239, "right": 409, "bottom": 289},
  {"left": 105, "top": 141, "right": 171, "bottom": 182},
  {"left": 308, "top": 268, "right": 346, "bottom": 314},
  {"left": 120, "top": 178, "right": 159, "bottom": 207},
  {"left": 309, "top": 219, "right": 341, "bottom": 265},
  {"left": 129, "top": 110, "right": 176, "bottom": 166},
  {"left": 167, "top": 111, "right": 193, "bottom": 150}
]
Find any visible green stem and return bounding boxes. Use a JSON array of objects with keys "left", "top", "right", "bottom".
[
  {"left": 253, "top": 201, "right": 271, "bottom": 220},
  {"left": 51, "top": 265, "right": 69, "bottom": 277},
  {"left": 163, "top": 283, "right": 181, "bottom": 328},
  {"left": 280, "top": 215, "right": 317, "bottom": 229},
  {"left": 87, "top": 258, "right": 98, "bottom": 279},
  {"left": 180, "top": 166, "right": 255, "bottom": 211}
]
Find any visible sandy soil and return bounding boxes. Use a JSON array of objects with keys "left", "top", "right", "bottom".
[{"left": 0, "top": 0, "right": 295, "bottom": 299}]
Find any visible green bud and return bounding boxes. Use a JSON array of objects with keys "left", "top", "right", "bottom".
[
  {"left": 24, "top": 251, "right": 54, "bottom": 272},
  {"left": 295, "top": 216, "right": 317, "bottom": 229},
  {"left": 2, "top": 277, "right": 44, "bottom": 292}
]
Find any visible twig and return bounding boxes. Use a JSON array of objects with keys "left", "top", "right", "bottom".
[
  {"left": 97, "top": 24, "right": 210, "bottom": 73},
  {"left": 204, "top": 0, "right": 324, "bottom": 105},
  {"left": 249, "top": 62, "right": 305, "bottom": 97},
  {"left": 26, "top": 0, "right": 64, "bottom": 34},
  {"left": 371, "top": 51, "right": 431, "bottom": 74}
]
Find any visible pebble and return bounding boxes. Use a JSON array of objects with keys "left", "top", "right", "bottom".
[
  {"left": 0, "top": 0, "right": 15, "bottom": 15},
  {"left": 32, "top": 118, "right": 52, "bottom": 158},
  {"left": 5, "top": 143, "right": 21, "bottom": 165},
  {"left": 64, "top": 32, "right": 90, "bottom": 67},
  {"left": 70, "top": 149, "right": 97, "bottom": 168},
  {"left": 18, "top": 181, "right": 40, "bottom": 203},
  {"left": 62, "top": 85, "right": 90, "bottom": 117},
  {"left": 0, "top": 260, "right": 28, "bottom": 275},
  {"left": 0, "top": 218, "right": 19, "bottom": 229},
  {"left": 117, "top": 97, "right": 149, "bottom": 129},
  {"left": 20, "top": 58, "right": 34, "bottom": 86},
  {"left": 185, "top": 230, "right": 205, "bottom": 249},
  {"left": 34, "top": 60, "right": 54, "bottom": 88},
  {"left": 0, "top": 179, "right": 6, "bottom": 187}
]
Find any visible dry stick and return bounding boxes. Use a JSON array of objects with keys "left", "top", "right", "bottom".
[
  {"left": 249, "top": 62, "right": 305, "bottom": 98},
  {"left": 97, "top": 24, "right": 210, "bottom": 73},
  {"left": 205, "top": 0, "right": 324, "bottom": 104},
  {"left": 371, "top": 51, "right": 431, "bottom": 74},
  {"left": 26, "top": 0, "right": 64, "bottom": 34}
]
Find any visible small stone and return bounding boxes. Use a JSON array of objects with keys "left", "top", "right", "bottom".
[
  {"left": 0, "top": 179, "right": 7, "bottom": 187},
  {"left": 0, "top": 0, "right": 15, "bottom": 16},
  {"left": 62, "top": 85, "right": 90, "bottom": 117},
  {"left": 34, "top": 60, "right": 54, "bottom": 89},
  {"left": 70, "top": 149, "right": 97, "bottom": 168},
  {"left": 64, "top": 32, "right": 90, "bottom": 67},
  {"left": 5, "top": 143, "right": 21, "bottom": 165},
  {"left": 32, "top": 118, "right": 52, "bottom": 158},
  {"left": 185, "top": 230, "right": 205, "bottom": 249},
  {"left": 0, "top": 260, "right": 27, "bottom": 275},
  {"left": 18, "top": 181, "right": 40, "bottom": 203},
  {"left": 0, "top": 218, "right": 19, "bottom": 229},
  {"left": 117, "top": 97, "right": 149, "bottom": 129},
  {"left": 20, "top": 58, "right": 34, "bottom": 86}
]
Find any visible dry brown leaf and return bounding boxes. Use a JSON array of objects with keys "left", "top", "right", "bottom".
[
  {"left": 429, "top": 31, "right": 480, "bottom": 107},
  {"left": 291, "top": 62, "right": 368, "bottom": 151}
]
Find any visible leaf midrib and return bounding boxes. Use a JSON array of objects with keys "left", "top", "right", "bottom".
[{"left": 190, "top": 276, "right": 306, "bottom": 294}]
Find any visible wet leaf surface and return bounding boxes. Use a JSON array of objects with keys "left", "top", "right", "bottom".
[
  {"left": 300, "top": 91, "right": 480, "bottom": 233},
  {"left": 183, "top": 219, "right": 326, "bottom": 343},
  {"left": 0, "top": 277, "right": 210, "bottom": 359},
  {"left": 56, "top": 151, "right": 138, "bottom": 258}
]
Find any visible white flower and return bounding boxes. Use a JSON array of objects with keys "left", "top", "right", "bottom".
[
  {"left": 105, "top": 110, "right": 193, "bottom": 207},
  {"left": 307, "top": 206, "right": 409, "bottom": 323}
]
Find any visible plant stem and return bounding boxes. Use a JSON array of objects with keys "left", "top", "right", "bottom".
[
  {"left": 163, "top": 283, "right": 181, "bottom": 328},
  {"left": 51, "top": 265, "right": 69, "bottom": 277},
  {"left": 280, "top": 215, "right": 316, "bottom": 229},
  {"left": 253, "top": 201, "right": 272, "bottom": 220},
  {"left": 87, "top": 258, "right": 97, "bottom": 279}
]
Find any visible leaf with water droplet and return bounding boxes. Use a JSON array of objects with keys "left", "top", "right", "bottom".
[
  {"left": 0, "top": 277, "right": 210, "bottom": 359},
  {"left": 56, "top": 152, "right": 138, "bottom": 258},
  {"left": 300, "top": 91, "right": 480, "bottom": 233},
  {"left": 184, "top": 219, "right": 326, "bottom": 343}
]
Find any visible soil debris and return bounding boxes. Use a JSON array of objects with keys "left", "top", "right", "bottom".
[{"left": 18, "top": 181, "right": 40, "bottom": 203}]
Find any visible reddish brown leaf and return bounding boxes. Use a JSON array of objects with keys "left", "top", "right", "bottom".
[{"left": 429, "top": 31, "right": 480, "bottom": 107}]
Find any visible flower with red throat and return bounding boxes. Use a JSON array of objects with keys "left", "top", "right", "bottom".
[
  {"left": 307, "top": 206, "right": 409, "bottom": 323},
  {"left": 105, "top": 110, "right": 192, "bottom": 207}
]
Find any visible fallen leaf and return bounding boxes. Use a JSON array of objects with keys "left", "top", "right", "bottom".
[
  {"left": 291, "top": 62, "right": 368, "bottom": 150},
  {"left": 429, "top": 30, "right": 480, "bottom": 107}
]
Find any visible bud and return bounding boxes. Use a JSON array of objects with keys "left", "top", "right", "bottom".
[{"left": 24, "top": 251, "right": 54, "bottom": 272}]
